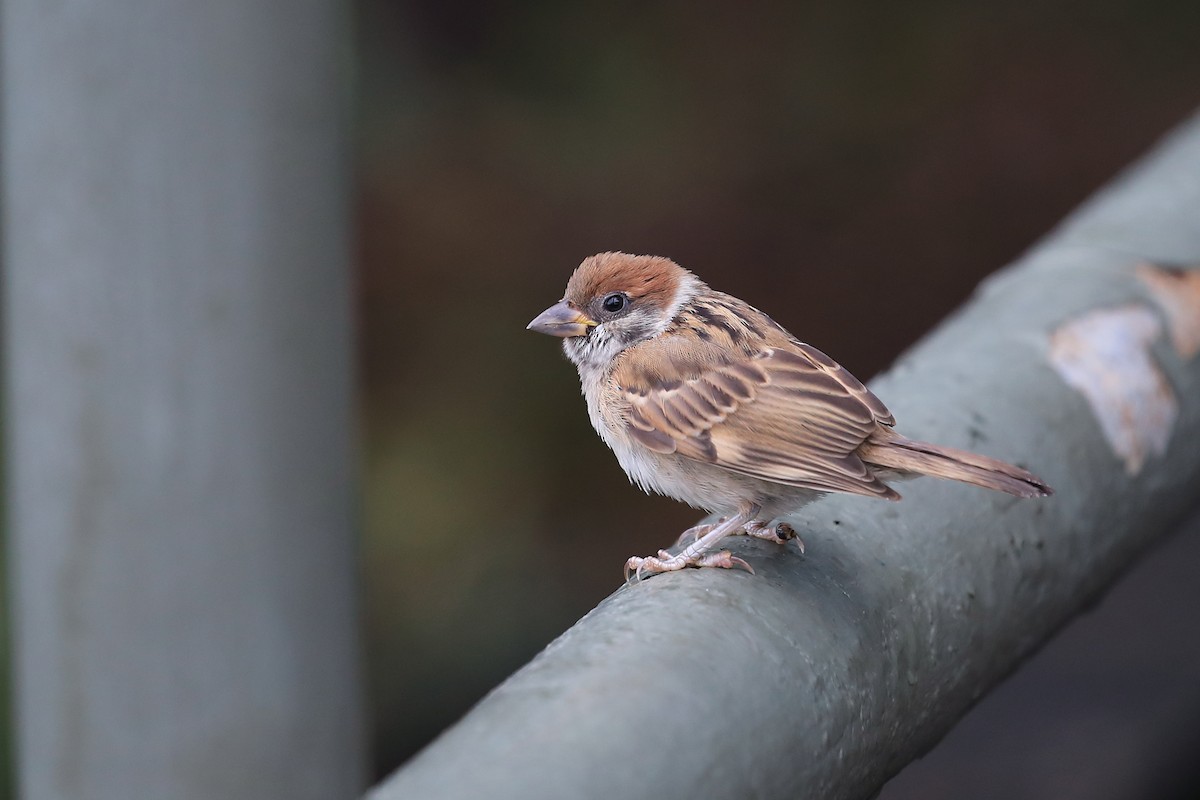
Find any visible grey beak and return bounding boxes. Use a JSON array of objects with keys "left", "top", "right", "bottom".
[{"left": 527, "top": 301, "right": 597, "bottom": 338}]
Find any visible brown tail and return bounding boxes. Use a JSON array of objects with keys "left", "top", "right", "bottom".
[{"left": 857, "top": 429, "right": 1052, "bottom": 499}]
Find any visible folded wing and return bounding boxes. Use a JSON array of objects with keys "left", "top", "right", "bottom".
[{"left": 619, "top": 343, "right": 900, "bottom": 499}]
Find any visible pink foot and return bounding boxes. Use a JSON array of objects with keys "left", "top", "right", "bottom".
[
  {"left": 624, "top": 549, "right": 753, "bottom": 582},
  {"left": 741, "top": 520, "right": 805, "bottom": 553}
]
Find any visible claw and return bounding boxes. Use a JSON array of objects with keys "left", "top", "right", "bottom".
[
  {"left": 624, "top": 555, "right": 664, "bottom": 582},
  {"left": 624, "top": 556, "right": 653, "bottom": 583},
  {"left": 625, "top": 548, "right": 755, "bottom": 580},
  {"left": 673, "top": 522, "right": 715, "bottom": 547},
  {"left": 625, "top": 507, "right": 762, "bottom": 581},
  {"left": 696, "top": 550, "right": 755, "bottom": 574},
  {"left": 742, "top": 519, "right": 798, "bottom": 545}
]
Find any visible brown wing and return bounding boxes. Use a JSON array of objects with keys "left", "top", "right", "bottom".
[{"left": 618, "top": 342, "right": 899, "bottom": 499}]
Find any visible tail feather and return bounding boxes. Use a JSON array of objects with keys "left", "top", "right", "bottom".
[{"left": 858, "top": 430, "right": 1052, "bottom": 499}]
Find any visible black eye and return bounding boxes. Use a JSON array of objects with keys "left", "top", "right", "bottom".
[{"left": 602, "top": 293, "right": 626, "bottom": 313}]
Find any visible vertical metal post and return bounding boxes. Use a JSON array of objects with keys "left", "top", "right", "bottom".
[{"left": 1, "top": 2, "right": 365, "bottom": 798}]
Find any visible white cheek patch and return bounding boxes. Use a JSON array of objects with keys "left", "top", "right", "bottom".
[{"left": 656, "top": 274, "right": 701, "bottom": 336}]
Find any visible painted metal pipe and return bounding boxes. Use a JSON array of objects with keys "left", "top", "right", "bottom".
[{"left": 370, "top": 112, "right": 1200, "bottom": 800}]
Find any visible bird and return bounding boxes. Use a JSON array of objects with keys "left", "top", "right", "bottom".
[{"left": 527, "top": 252, "right": 1052, "bottom": 579}]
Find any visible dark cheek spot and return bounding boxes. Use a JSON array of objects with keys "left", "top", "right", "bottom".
[{"left": 616, "top": 315, "right": 657, "bottom": 346}]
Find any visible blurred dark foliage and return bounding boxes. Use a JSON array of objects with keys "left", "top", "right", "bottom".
[{"left": 354, "top": 0, "right": 1200, "bottom": 787}]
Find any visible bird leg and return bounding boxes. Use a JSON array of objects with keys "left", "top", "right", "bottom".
[
  {"left": 625, "top": 507, "right": 759, "bottom": 581},
  {"left": 672, "top": 519, "right": 719, "bottom": 547}
]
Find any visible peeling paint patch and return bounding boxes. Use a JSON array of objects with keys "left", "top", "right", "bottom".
[
  {"left": 1137, "top": 262, "right": 1200, "bottom": 359},
  {"left": 1048, "top": 306, "right": 1176, "bottom": 475}
]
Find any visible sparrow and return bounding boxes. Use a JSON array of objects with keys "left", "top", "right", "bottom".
[{"left": 528, "top": 252, "right": 1052, "bottom": 579}]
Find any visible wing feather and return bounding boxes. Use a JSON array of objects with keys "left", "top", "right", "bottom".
[{"left": 617, "top": 341, "right": 897, "bottom": 498}]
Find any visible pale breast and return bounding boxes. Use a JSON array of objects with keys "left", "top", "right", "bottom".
[{"left": 578, "top": 364, "right": 770, "bottom": 514}]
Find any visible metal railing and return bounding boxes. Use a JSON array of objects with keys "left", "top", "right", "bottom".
[{"left": 368, "top": 112, "right": 1200, "bottom": 800}]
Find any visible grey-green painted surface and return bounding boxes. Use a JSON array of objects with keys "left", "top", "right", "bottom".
[
  {"left": 2, "top": 1, "right": 365, "bottom": 798},
  {"left": 370, "top": 112, "right": 1200, "bottom": 800}
]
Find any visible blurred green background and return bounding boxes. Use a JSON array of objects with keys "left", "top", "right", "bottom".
[{"left": 355, "top": 0, "right": 1200, "bottom": 782}]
